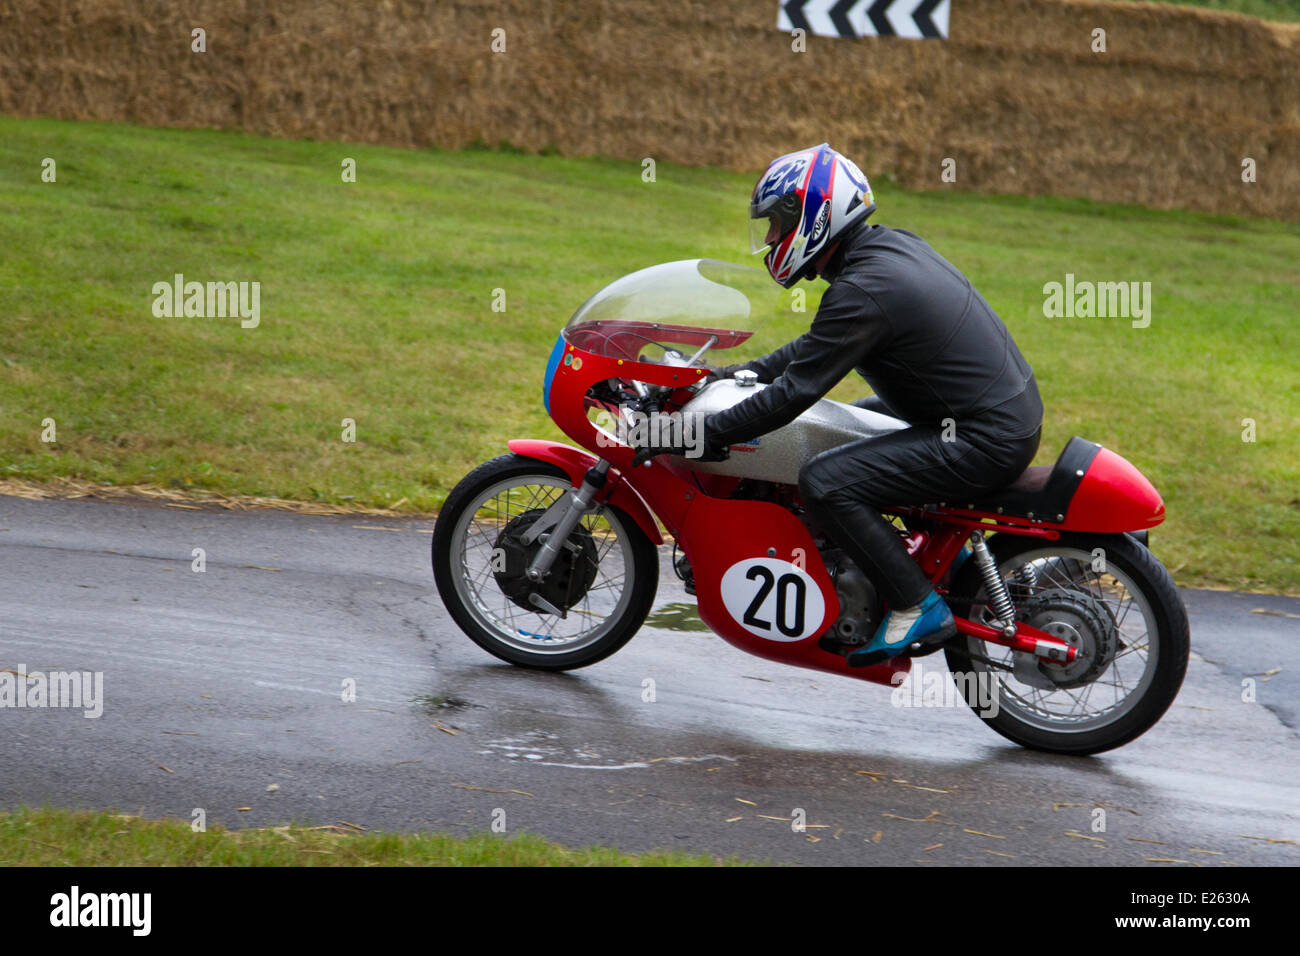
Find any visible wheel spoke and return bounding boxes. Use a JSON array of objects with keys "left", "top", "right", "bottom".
[
  {"left": 447, "top": 472, "right": 639, "bottom": 655},
  {"left": 953, "top": 544, "right": 1160, "bottom": 731}
]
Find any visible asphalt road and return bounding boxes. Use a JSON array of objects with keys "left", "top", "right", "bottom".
[{"left": 1, "top": 494, "right": 1296, "bottom": 866}]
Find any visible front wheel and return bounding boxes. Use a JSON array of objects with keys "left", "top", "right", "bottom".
[
  {"left": 432, "top": 454, "right": 659, "bottom": 670},
  {"left": 944, "top": 531, "right": 1189, "bottom": 755}
]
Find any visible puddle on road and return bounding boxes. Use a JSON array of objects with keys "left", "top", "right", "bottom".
[
  {"left": 645, "top": 602, "right": 711, "bottom": 633},
  {"left": 412, "top": 694, "right": 483, "bottom": 717},
  {"left": 481, "top": 731, "right": 735, "bottom": 771}
]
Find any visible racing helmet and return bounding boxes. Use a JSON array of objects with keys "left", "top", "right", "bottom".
[{"left": 748, "top": 144, "right": 875, "bottom": 288}]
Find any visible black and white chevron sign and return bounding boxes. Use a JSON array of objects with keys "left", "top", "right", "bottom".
[{"left": 778, "top": 0, "right": 950, "bottom": 39}]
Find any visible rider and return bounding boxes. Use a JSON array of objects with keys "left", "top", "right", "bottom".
[{"left": 702, "top": 144, "right": 1043, "bottom": 667}]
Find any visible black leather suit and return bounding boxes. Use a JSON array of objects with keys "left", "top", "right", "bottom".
[{"left": 706, "top": 221, "right": 1043, "bottom": 610}]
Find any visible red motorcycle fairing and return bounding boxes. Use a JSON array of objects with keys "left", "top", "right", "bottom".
[
  {"left": 678, "top": 493, "right": 909, "bottom": 686},
  {"left": 1065, "top": 447, "right": 1165, "bottom": 532},
  {"left": 506, "top": 439, "right": 664, "bottom": 546}
]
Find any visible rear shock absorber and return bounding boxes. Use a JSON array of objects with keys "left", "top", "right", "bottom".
[{"left": 969, "top": 530, "right": 1017, "bottom": 637}]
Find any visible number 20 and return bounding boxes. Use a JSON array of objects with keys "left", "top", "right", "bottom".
[{"left": 742, "top": 566, "right": 806, "bottom": 638}]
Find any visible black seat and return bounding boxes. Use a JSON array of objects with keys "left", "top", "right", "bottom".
[{"left": 959, "top": 436, "right": 1103, "bottom": 521}]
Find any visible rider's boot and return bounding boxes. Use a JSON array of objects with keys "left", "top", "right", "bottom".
[{"left": 848, "top": 589, "right": 956, "bottom": 668}]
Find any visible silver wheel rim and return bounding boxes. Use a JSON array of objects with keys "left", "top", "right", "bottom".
[
  {"left": 447, "top": 473, "right": 638, "bottom": 655},
  {"left": 958, "top": 545, "right": 1159, "bottom": 733}
]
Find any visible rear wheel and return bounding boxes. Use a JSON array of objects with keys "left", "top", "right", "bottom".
[
  {"left": 432, "top": 454, "right": 659, "bottom": 670},
  {"left": 944, "top": 531, "right": 1188, "bottom": 755}
]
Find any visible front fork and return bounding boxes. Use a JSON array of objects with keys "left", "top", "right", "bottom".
[{"left": 518, "top": 460, "right": 611, "bottom": 614}]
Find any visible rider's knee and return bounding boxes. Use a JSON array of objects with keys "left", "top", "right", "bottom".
[{"left": 797, "top": 456, "right": 832, "bottom": 506}]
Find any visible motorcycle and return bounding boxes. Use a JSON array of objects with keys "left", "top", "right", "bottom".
[{"left": 432, "top": 259, "right": 1189, "bottom": 755}]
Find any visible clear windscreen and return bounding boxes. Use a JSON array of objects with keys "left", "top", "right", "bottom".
[{"left": 563, "top": 259, "right": 815, "bottom": 367}]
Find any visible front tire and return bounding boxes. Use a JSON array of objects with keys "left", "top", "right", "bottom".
[
  {"left": 944, "top": 531, "right": 1189, "bottom": 755},
  {"left": 432, "top": 454, "right": 659, "bottom": 670}
]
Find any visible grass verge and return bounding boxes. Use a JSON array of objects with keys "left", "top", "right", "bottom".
[
  {"left": 1, "top": 117, "right": 1297, "bottom": 592},
  {"left": 0, "top": 806, "right": 741, "bottom": 866}
]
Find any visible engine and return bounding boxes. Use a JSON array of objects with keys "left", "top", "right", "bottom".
[{"left": 820, "top": 547, "right": 881, "bottom": 649}]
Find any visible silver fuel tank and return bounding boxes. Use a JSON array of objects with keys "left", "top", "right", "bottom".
[{"left": 673, "top": 377, "right": 907, "bottom": 485}]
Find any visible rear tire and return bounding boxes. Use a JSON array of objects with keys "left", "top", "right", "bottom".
[
  {"left": 944, "top": 531, "right": 1188, "bottom": 755},
  {"left": 432, "top": 454, "right": 659, "bottom": 671}
]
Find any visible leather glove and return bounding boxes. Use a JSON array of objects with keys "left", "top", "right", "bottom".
[
  {"left": 631, "top": 426, "right": 731, "bottom": 468},
  {"left": 706, "top": 363, "right": 750, "bottom": 381}
]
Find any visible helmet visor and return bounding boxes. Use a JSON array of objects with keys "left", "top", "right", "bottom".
[
  {"left": 747, "top": 193, "right": 802, "bottom": 255},
  {"left": 748, "top": 214, "right": 778, "bottom": 255}
]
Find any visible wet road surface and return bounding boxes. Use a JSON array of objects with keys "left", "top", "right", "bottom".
[{"left": 1, "top": 495, "right": 1296, "bottom": 865}]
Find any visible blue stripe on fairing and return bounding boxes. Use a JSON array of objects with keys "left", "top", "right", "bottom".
[{"left": 542, "top": 334, "right": 566, "bottom": 414}]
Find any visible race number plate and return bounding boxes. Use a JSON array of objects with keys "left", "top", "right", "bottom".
[{"left": 720, "top": 558, "right": 826, "bottom": 642}]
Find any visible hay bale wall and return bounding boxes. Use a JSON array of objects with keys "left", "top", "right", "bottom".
[{"left": 1, "top": 0, "right": 1296, "bottom": 218}]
